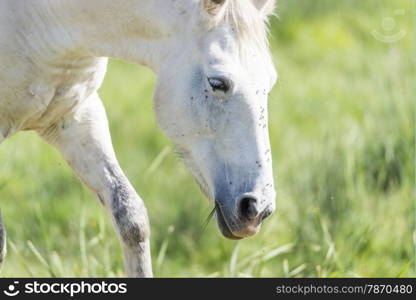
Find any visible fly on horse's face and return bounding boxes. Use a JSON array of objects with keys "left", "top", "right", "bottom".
[{"left": 154, "top": 0, "right": 277, "bottom": 239}]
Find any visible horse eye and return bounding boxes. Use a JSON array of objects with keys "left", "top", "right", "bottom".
[{"left": 207, "top": 77, "right": 230, "bottom": 93}]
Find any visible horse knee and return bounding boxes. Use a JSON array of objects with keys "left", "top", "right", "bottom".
[
  {"left": 114, "top": 205, "right": 150, "bottom": 247},
  {"left": 104, "top": 169, "right": 150, "bottom": 247}
]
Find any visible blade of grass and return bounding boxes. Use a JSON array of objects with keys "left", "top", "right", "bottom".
[{"left": 27, "top": 240, "right": 55, "bottom": 277}]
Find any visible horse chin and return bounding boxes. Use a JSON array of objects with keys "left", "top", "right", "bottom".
[
  {"left": 215, "top": 206, "right": 243, "bottom": 240},
  {"left": 175, "top": 147, "right": 213, "bottom": 200},
  {"left": 177, "top": 149, "right": 246, "bottom": 240}
]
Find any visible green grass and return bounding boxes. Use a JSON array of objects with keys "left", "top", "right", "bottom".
[{"left": 0, "top": 0, "right": 414, "bottom": 277}]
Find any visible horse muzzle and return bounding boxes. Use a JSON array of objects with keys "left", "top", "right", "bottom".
[{"left": 215, "top": 192, "right": 275, "bottom": 240}]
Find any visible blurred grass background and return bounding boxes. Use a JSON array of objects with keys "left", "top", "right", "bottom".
[{"left": 0, "top": 0, "right": 414, "bottom": 277}]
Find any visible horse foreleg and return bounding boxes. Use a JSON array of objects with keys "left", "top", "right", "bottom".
[
  {"left": 38, "top": 93, "right": 152, "bottom": 277},
  {"left": 0, "top": 214, "right": 6, "bottom": 270}
]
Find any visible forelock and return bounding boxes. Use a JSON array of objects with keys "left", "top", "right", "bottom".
[{"left": 203, "top": 0, "right": 274, "bottom": 56}]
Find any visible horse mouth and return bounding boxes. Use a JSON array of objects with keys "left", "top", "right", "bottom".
[{"left": 215, "top": 205, "right": 243, "bottom": 240}]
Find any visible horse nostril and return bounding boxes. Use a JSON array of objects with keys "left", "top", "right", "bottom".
[
  {"left": 238, "top": 196, "right": 258, "bottom": 220},
  {"left": 260, "top": 207, "right": 273, "bottom": 222}
]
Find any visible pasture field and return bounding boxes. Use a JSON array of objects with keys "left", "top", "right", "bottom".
[{"left": 0, "top": 0, "right": 414, "bottom": 277}]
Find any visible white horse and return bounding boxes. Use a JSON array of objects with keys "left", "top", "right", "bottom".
[{"left": 0, "top": 0, "right": 277, "bottom": 277}]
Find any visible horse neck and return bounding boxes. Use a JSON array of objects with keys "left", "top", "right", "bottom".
[{"left": 32, "top": 0, "right": 191, "bottom": 71}]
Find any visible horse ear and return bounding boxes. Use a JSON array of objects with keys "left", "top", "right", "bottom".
[
  {"left": 252, "top": 0, "right": 276, "bottom": 16},
  {"left": 203, "top": 0, "right": 227, "bottom": 15}
]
